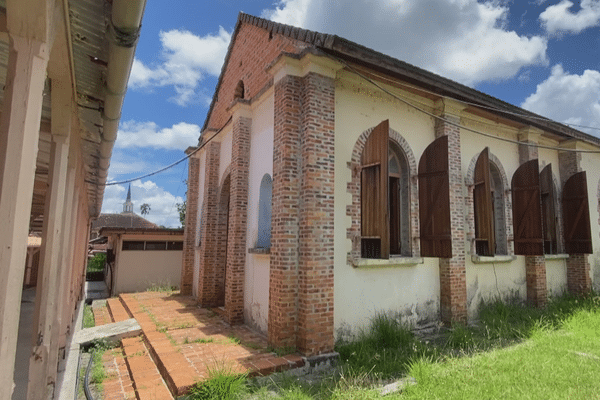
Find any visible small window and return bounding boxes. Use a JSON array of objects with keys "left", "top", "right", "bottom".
[
  {"left": 167, "top": 241, "right": 184, "bottom": 250},
  {"left": 540, "top": 164, "right": 558, "bottom": 254},
  {"left": 256, "top": 174, "right": 272, "bottom": 249},
  {"left": 122, "top": 241, "right": 144, "bottom": 251},
  {"left": 145, "top": 241, "right": 167, "bottom": 250},
  {"left": 234, "top": 80, "right": 245, "bottom": 100}
]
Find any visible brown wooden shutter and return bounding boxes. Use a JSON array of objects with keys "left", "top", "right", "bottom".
[
  {"left": 562, "top": 171, "right": 593, "bottom": 254},
  {"left": 540, "top": 164, "right": 557, "bottom": 254},
  {"left": 473, "top": 148, "right": 495, "bottom": 256},
  {"left": 511, "top": 159, "right": 543, "bottom": 255},
  {"left": 418, "top": 135, "right": 452, "bottom": 258},
  {"left": 361, "top": 120, "right": 389, "bottom": 258}
]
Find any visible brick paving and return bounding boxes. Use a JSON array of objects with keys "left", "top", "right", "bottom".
[
  {"left": 94, "top": 291, "right": 304, "bottom": 399},
  {"left": 92, "top": 302, "right": 111, "bottom": 326}
]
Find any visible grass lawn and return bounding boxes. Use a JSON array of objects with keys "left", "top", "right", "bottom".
[{"left": 189, "top": 293, "right": 600, "bottom": 400}]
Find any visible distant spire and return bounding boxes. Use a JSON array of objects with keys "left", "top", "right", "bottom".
[{"left": 123, "top": 184, "right": 133, "bottom": 214}]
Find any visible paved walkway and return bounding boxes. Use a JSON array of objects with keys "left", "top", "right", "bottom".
[{"left": 93, "top": 291, "right": 304, "bottom": 399}]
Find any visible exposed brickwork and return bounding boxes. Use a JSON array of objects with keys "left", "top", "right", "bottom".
[
  {"left": 269, "top": 74, "right": 302, "bottom": 350},
  {"left": 525, "top": 256, "right": 548, "bottom": 307},
  {"left": 297, "top": 73, "right": 335, "bottom": 355},
  {"left": 197, "top": 142, "right": 221, "bottom": 306},
  {"left": 567, "top": 254, "right": 592, "bottom": 294},
  {"left": 206, "top": 23, "right": 308, "bottom": 131},
  {"left": 559, "top": 149, "right": 592, "bottom": 294},
  {"left": 181, "top": 156, "right": 200, "bottom": 295},
  {"left": 214, "top": 171, "right": 231, "bottom": 307},
  {"left": 435, "top": 114, "right": 467, "bottom": 325},
  {"left": 225, "top": 114, "right": 252, "bottom": 324},
  {"left": 520, "top": 140, "right": 547, "bottom": 308},
  {"left": 347, "top": 126, "right": 420, "bottom": 264}
]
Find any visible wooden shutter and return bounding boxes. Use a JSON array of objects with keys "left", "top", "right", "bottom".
[
  {"left": 473, "top": 148, "right": 494, "bottom": 256},
  {"left": 418, "top": 135, "right": 452, "bottom": 258},
  {"left": 511, "top": 159, "right": 543, "bottom": 255},
  {"left": 540, "top": 164, "right": 557, "bottom": 254},
  {"left": 361, "top": 120, "right": 389, "bottom": 258},
  {"left": 562, "top": 171, "right": 593, "bottom": 254}
]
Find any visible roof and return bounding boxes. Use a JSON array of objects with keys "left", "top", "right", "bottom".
[
  {"left": 99, "top": 227, "right": 184, "bottom": 236},
  {"left": 92, "top": 213, "right": 159, "bottom": 231},
  {"left": 201, "top": 12, "right": 600, "bottom": 148}
]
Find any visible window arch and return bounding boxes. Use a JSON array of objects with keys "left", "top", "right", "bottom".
[
  {"left": 234, "top": 80, "right": 245, "bottom": 100},
  {"left": 256, "top": 174, "right": 272, "bottom": 249},
  {"left": 388, "top": 141, "right": 411, "bottom": 256}
]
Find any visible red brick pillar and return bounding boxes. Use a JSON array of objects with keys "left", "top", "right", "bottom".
[
  {"left": 225, "top": 103, "right": 251, "bottom": 324},
  {"left": 269, "top": 73, "right": 302, "bottom": 350},
  {"left": 435, "top": 101, "right": 467, "bottom": 325},
  {"left": 198, "top": 142, "right": 221, "bottom": 305},
  {"left": 559, "top": 147, "right": 592, "bottom": 294},
  {"left": 519, "top": 131, "right": 547, "bottom": 307},
  {"left": 181, "top": 151, "right": 200, "bottom": 295},
  {"left": 297, "top": 72, "right": 335, "bottom": 355}
]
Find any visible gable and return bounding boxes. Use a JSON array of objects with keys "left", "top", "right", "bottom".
[{"left": 203, "top": 21, "right": 308, "bottom": 133}]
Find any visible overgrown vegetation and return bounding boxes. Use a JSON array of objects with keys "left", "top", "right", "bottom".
[
  {"left": 83, "top": 304, "right": 95, "bottom": 329},
  {"left": 86, "top": 253, "right": 106, "bottom": 273},
  {"left": 193, "top": 292, "right": 600, "bottom": 399},
  {"left": 146, "top": 282, "right": 178, "bottom": 292},
  {"left": 188, "top": 366, "right": 248, "bottom": 400}
]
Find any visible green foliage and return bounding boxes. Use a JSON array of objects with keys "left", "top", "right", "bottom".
[
  {"left": 140, "top": 203, "right": 151, "bottom": 215},
  {"left": 147, "top": 282, "right": 177, "bottom": 292},
  {"left": 86, "top": 253, "right": 106, "bottom": 273},
  {"left": 188, "top": 368, "right": 248, "bottom": 400},
  {"left": 83, "top": 304, "right": 95, "bottom": 329},
  {"left": 176, "top": 200, "right": 186, "bottom": 228}
]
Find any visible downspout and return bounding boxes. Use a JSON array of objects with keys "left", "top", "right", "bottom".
[{"left": 94, "top": 0, "right": 147, "bottom": 217}]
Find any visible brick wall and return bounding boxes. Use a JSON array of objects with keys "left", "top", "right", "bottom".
[
  {"left": 206, "top": 24, "right": 308, "bottom": 131},
  {"left": 225, "top": 113, "right": 252, "bottom": 324},
  {"left": 297, "top": 73, "right": 335, "bottom": 355},
  {"left": 181, "top": 155, "right": 200, "bottom": 295},
  {"left": 269, "top": 74, "right": 302, "bottom": 350},
  {"left": 435, "top": 113, "right": 467, "bottom": 325},
  {"left": 197, "top": 142, "right": 221, "bottom": 305}
]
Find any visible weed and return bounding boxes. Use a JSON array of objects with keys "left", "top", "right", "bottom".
[
  {"left": 188, "top": 366, "right": 248, "bottom": 400},
  {"left": 147, "top": 282, "right": 178, "bottom": 292},
  {"left": 194, "top": 337, "right": 215, "bottom": 344},
  {"left": 83, "top": 304, "right": 95, "bottom": 329}
]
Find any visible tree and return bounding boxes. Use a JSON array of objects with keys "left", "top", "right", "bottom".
[
  {"left": 140, "top": 203, "right": 151, "bottom": 216},
  {"left": 176, "top": 201, "right": 186, "bottom": 228}
]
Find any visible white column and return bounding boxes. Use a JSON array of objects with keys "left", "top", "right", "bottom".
[
  {"left": 28, "top": 133, "right": 70, "bottom": 400},
  {"left": 0, "top": 36, "right": 49, "bottom": 400}
]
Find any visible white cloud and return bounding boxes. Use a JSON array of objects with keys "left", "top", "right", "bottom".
[
  {"left": 128, "top": 27, "right": 231, "bottom": 105},
  {"left": 521, "top": 65, "right": 600, "bottom": 136},
  {"left": 540, "top": 0, "right": 600, "bottom": 35},
  {"left": 101, "top": 180, "right": 184, "bottom": 228},
  {"left": 261, "top": 0, "right": 548, "bottom": 86},
  {"left": 116, "top": 121, "right": 201, "bottom": 150}
]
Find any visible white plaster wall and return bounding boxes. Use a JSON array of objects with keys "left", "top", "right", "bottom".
[
  {"left": 546, "top": 258, "right": 567, "bottom": 297},
  {"left": 244, "top": 90, "right": 274, "bottom": 334},
  {"left": 115, "top": 235, "right": 183, "bottom": 294},
  {"left": 334, "top": 72, "right": 440, "bottom": 337},
  {"left": 579, "top": 150, "right": 600, "bottom": 292},
  {"left": 219, "top": 128, "right": 233, "bottom": 183},
  {"left": 193, "top": 151, "right": 206, "bottom": 298}
]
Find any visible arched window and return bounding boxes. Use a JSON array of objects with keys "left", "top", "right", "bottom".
[
  {"left": 360, "top": 120, "right": 412, "bottom": 258},
  {"left": 257, "top": 174, "right": 272, "bottom": 249},
  {"left": 474, "top": 148, "right": 507, "bottom": 256}
]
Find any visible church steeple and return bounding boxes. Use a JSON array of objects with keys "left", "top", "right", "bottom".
[{"left": 123, "top": 184, "right": 133, "bottom": 213}]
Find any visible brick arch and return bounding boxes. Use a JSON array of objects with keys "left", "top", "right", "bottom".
[
  {"left": 346, "top": 124, "right": 420, "bottom": 263},
  {"left": 219, "top": 164, "right": 232, "bottom": 192},
  {"left": 465, "top": 149, "right": 514, "bottom": 256}
]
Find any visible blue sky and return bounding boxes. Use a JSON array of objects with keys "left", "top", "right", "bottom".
[{"left": 102, "top": 0, "right": 600, "bottom": 227}]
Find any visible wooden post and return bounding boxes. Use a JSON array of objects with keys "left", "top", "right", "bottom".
[{"left": 0, "top": 35, "right": 49, "bottom": 400}]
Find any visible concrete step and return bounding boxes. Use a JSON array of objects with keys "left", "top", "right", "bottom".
[
  {"left": 107, "top": 297, "right": 132, "bottom": 322},
  {"left": 122, "top": 336, "right": 174, "bottom": 400}
]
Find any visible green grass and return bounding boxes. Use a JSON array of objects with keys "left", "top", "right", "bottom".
[
  {"left": 83, "top": 304, "right": 95, "bottom": 329},
  {"left": 188, "top": 366, "right": 248, "bottom": 400},
  {"left": 240, "top": 292, "right": 600, "bottom": 400}
]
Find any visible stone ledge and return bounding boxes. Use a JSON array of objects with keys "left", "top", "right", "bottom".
[
  {"left": 471, "top": 255, "right": 516, "bottom": 264},
  {"left": 248, "top": 247, "right": 270, "bottom": 255},
  {"left": 545, "top": 253, "right": 569, "bottom": 260},
  {"left": 74, "top": 318, "right": 141, "bottom": 346},
  {"left": 353, "top": 257, "right": 424, "bottom": 268}
]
